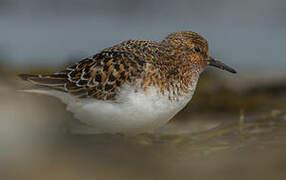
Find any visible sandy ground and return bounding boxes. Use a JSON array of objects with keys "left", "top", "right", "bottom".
[{"left": 1, "top": 75, "right": 286, "bottom": 180}]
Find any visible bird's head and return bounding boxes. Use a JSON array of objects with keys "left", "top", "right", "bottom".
[{"left": 163, "top": 31, "right": 236, "bottom": 74}]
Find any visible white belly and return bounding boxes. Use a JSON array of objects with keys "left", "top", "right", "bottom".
[
  {"left": 22, "top": 84, "right": 197, "bottom": 134},
  {"left": 66, "top": 85, "right": 196, "bottom": 134}
]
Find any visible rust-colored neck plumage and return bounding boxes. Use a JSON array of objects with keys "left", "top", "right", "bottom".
[{"left": 139, "top": 36, "right": 206, "bottom": 99}]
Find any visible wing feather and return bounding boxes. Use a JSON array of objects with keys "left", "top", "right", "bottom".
[{"left": 19, "top": 50, "right": 146, "bottom": 100}]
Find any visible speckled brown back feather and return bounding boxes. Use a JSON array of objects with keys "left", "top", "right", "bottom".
[{"left": 19, "top": 31, "right": 209, "bottom": 101}]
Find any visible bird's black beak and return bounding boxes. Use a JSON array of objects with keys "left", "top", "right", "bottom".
[{"left": 206, "top": 57, "right": 237, "bottom": 74}]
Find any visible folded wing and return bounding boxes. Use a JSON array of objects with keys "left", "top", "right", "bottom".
[{"left": 19, "top": 50, "right": 146, "bottom": 100}]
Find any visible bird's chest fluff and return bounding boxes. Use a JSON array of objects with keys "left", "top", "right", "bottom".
[{"left": 68, "top": 85, "right": 196, "bottom": 133}]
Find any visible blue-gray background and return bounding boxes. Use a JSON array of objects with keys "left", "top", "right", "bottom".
[{"left": 0, "top": 0, "right": 285, "bottom": 73}]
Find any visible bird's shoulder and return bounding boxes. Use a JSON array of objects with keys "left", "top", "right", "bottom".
[{"left": 63, "top": 40, "right": 164, "bottom": 100}]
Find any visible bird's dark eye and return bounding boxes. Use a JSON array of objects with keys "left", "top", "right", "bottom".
[{"left": 193, "top": 47, "right": 202, "bottom": 53}]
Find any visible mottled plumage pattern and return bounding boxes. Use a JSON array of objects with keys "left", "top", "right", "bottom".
[
  {"left": 18, "top": 31, "right": 237, "bottom": 133},
  {"left": 19, "top": 31, "right": 209, "bottom": 101}
]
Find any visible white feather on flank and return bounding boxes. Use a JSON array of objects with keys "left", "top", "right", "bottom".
[{"left": 19, "top": 80, "right": 198, "bottom": 134}]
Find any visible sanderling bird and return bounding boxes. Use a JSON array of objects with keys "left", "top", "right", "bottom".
[{"left": 19, "top": 31, "right": 236, "bottom": 134}]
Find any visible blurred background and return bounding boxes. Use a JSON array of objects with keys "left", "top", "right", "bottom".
[{"left": 1, "top": 0, "right": 286, "bottom": 179}]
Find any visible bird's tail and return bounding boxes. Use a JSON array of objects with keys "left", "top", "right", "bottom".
[
  {"left": 18, "top": 73, "right": 81, "bottom": 105},
  {"left": 18, "top": 73, "right": 68, "bottom": 91}
]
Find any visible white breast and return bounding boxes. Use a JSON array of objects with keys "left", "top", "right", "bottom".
[
  {"left": 22, "top": 81, "right": 198, "bottom": 134},
  {"left": 65, "top": 82, "right": 197, "bottom": 134}
]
